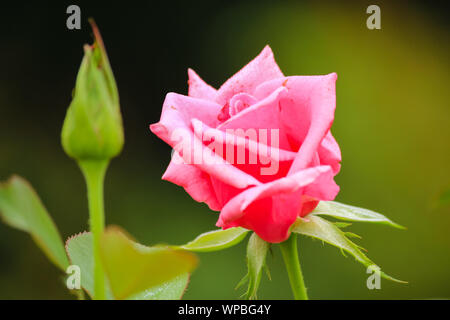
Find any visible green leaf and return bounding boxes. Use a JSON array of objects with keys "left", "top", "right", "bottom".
[
  {"left": 101, "top": 227, "right": 197, "bottom": 300},
  {"left": 292, "top": 215, "right": 406, "bottom": 283},
  {"left": 312, "top": 201, "right": 405, "bottom": 229},
  {"left": 177, "top": 227, "right": 249, "bottom": 252},
  {"left": 239, "top": 232, "right": 270, "bottom": 299},
  {"left": 127, "top": 273, "right": 190, "bottom": 300},
  {"left": 0, "top": 175, "right": 69, "bottom": 270},
  {"left": 65, "top": 231, "right": 112, "bottom": 298},
  {"left": 66, "top": 230, "right": 195, "bottom": 300}
]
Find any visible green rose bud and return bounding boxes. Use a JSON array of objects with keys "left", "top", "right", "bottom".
[{"left": 61, "top": 21, "right": 124, "bottom": 161}]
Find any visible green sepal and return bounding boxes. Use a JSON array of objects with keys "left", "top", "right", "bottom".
[
  {"left": 312, "top": 201, "right": 405, "bottom": 229},
  {"left": 292, "top": 215, "right": 406, "bottom": 283},
  {"left": 176, "top": 227, "right": 249, "bottom": 252},
  {"left": 237, "top": 232, "right": 270, "bottom": 300}
]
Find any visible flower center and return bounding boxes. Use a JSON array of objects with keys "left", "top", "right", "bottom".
[{"left": 217, "top": 93, "right": 258, "bottom": 122}]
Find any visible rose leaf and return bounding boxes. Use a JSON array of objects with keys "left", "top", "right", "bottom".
[
  {"left": 0, "top": 175, "right": 69, "bottom": 270},
  {"left": 65, "top": 229, "right": 197, "bottom": 300}
]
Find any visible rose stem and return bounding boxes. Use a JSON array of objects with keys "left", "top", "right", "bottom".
[
  {"left": 280, "top": 233, "right": 308, "bottom": 300},
  {"left": 79, "top": 160, "right": 108, "bottom": 300}
]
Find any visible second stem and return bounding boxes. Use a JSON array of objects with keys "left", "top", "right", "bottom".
[{"left": 79, "top": 159, "right": 108, "bottom": 300}]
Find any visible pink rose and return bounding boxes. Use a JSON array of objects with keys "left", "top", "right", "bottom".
[{"left": 150, "top": 46, "right": 341, "bottom": 243}]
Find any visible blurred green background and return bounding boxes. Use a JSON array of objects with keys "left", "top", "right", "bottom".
[{"left": 0, "top": 0, "right": 449, "bottom": 299}]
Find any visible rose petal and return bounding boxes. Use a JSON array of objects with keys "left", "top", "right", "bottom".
[
  {"left": 192, "top": 118, "right": 296, "bottom": 182},
  {"left": 162, "top": 152, "right": 221, "bottom": 211},
  {"left": 318, "top": 131, "right": 341, "bottom": 175},
  {"left": 150, "top": 93, "right": 261, "bottom": 191},
  {"left": 217, "top": 86, "right": 291, "bottom": 150},
  {"left": 188, "top": 68, "right": 217, "bottom": 101},
  {"left": 150, "top": 92, "right": 221, "bottom": 147},
  {"left": 254, "top": 74, "right": 338, "bottom": 174},
  {"left": 217, "top": 166, "right": 337, "bottom": 242},
  {"left": 302, "top": 165, "right": 339, "bottom": 202},
  {"left": 193, "top": 119, "right": 296, "bottom": 162},
  {"left": 216, "top": 46, "right": 284, "bottom": 105},
  {"left": 187, "top": 132, "right": 262, "bottom": 189}
]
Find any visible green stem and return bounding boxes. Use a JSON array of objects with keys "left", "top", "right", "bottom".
[
  {"left": 79, "top": 160, "right": 109, "bottom": 300},
  {"left": 280, "top": 233, "right": 308, "bottom": 300}
]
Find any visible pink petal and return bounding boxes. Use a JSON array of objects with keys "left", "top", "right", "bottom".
[
  {"left": 187, "top": 68, "right": 217, "bottom": 101},
  {"left": 150, "top": 93, "right": 221, "bottom": 147},
  {"left": 217, "top": 86, "right": 292, "bottom": 150},
  {"left": 187, "top": 133, "right": 262, "bottom": 189},
  {"left": 209, "top": 176, "right": 246, "bottom": 210},
  {"left": 217, "top": 166, "right": 336, "bottom": 242},
  {"left": 192, "top": 118, "right": 296, "bottom": 183},
  {"left": 302, "top": 165, "right": 339, "bottom": 202},
  {"left": 162, "top": 152, "right": 221, "bottom": 211},
  {"left": 287, "top": 74, "right": 337, "bottom": 174},
  {"left": 318, "top": 131, "right": 341, "bottom": 175},
  {"left": 215, "top": 46, "right": 284, "bottom": 105},
  {"left": 254, "top": 74, "right": 338, "bottom": 174},
  {"left": 150, "top": 93, "right": 261, "bottom": 192}
]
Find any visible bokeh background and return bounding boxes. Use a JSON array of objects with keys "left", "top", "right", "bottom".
[{"left": 0, "top": 0, "right": 449, "bottom": 299}]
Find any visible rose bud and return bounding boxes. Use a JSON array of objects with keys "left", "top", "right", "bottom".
[{"left": 61, "top": 22, "right": 124, "bottom": 161}]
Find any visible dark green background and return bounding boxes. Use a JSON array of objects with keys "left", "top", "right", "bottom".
[{"left": 0, "top": 1, "right": 449, "bottom": 299}]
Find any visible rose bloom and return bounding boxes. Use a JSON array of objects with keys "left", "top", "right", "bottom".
[{"left": 150, "top": 46, "right": 341, "bottom": 243}]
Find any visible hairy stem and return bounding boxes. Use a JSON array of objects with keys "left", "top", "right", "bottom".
[{"left": 280, "top": 233, "right": 308, "bottom": 300}]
